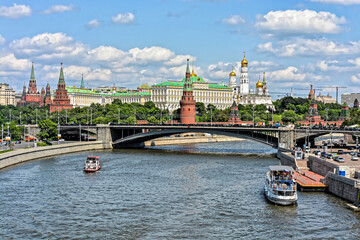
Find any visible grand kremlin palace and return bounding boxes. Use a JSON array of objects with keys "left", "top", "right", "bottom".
[
  {"left": 65, "top": 71, "right": 232, "bottom": 112},
  {"left": 151, "top": 71, "right": 233, "bottom": 112}
]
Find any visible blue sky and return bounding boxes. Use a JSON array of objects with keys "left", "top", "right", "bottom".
[{"left": 1, "top": 0, "right": 360, "bottom": 100}]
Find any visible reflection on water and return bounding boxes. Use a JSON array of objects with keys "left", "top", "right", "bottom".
[{"left": 0, "top": 140, "right": 359, "bottom": 239}]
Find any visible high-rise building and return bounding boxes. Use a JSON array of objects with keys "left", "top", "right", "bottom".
[
  {"left": 0, "top": 83, "right": 16, "bottom": 106},
  {"left": 50, "top": 63, "right": 73, "bottom": 113}
]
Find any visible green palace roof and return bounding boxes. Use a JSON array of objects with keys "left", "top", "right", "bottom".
[{"left": 152, "top": 80, "right": 231, "bottom": 90}]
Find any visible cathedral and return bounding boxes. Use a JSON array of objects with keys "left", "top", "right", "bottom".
[{"left": 229, "top": 53, "right": 274, "bottom": 110}]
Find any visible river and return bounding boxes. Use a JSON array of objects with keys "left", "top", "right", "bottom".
[{"left": 0, "top": 141, "right": 359, "bottom": 239}]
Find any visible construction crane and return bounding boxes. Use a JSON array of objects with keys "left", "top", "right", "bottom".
[
  {"left": 317, "top": 86, "right": 347, "bottom": 104},
  {"left": 293, "top": 87, "right": 323, "bottom": 97}
]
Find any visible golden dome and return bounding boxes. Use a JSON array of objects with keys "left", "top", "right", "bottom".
[
  {"left": 191, "top": 69, "right": 197, "bottom": 77},
  {"left": 256, "top": 79, "right": 263, "bottom": 88},
  {"left": 229, "top": 71, "right": 236, "bottom": 77},
  {"left": 241, "top": 52, "right": 248, "bottom": 67}
]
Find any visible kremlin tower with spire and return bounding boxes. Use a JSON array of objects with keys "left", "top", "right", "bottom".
[
  {"left": 180, "top": 59, "right": 196, "bottom": 124},
  {"left": 50, "top": 63, "right": 73, "bottom": 113}
]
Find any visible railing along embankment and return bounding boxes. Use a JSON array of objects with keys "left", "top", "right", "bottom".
[{"left": 0, "top": 141, "right": 105, "bottom": 170}]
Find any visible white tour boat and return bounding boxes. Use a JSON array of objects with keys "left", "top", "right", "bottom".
[
  {"left": 264, "top": 166, "right": 298, "bottom": 205},
  {"left": 84, "top": 156, "right": 101, "bottom": 172}
]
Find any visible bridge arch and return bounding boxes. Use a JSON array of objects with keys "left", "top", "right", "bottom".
[{"left": 112, "top": 128, "right": 277, "bottom": 148}]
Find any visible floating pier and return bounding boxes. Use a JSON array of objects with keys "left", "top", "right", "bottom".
[{"left": 294, "top": 170, "right": 327, "bottom": 192}]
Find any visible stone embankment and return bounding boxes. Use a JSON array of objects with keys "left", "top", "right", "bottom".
[
  {"left": 144, "top": 135, "right": 244, "bottom": 146},
  {"left": 0, "top": 141, "right": 105, "bottom": 170}
]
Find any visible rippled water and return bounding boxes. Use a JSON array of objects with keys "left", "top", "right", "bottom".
[{"left": 0, "top": 141, "right": 359, "bottom": 239}]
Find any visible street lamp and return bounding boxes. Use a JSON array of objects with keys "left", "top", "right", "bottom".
[
  {"left": 325, "top": 108, "right": 329, "bottom": 125},
  {"left": 252, "top": 106, "right": 255, "bottom": 126},
  {"left": 118, "top": 108, "right": 120, "bottom": 124}
]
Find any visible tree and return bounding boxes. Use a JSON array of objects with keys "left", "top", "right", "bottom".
[
  {"left": 281, "top": 110, "right": 298, "bottom": 124},
  {"left": 38, "top": 119, "right": 58, "bottom": 140}
]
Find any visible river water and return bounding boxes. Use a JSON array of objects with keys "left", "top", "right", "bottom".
[{"left": 0, "top": 141, "right": 359, "bottom": 239}]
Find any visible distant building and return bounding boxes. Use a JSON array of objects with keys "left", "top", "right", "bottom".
[
  {"left": 0, "top": 83, "right": 16, "bottom": 106},
  {"left": 341, "top": 93, "right": 360, "bottom": 107},
  {"left": 316, "top": 93, "right": 336, "bottom": 104},
  {"left": 354, "top": 99, "right": 359, "bottom": 109}
]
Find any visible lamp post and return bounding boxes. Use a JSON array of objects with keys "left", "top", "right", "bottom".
[
  {"left": 252, "top": 106, "right": 255, "bottom": 126},
  {"left": 90, "top": 108, "right": 93, "bottom": 124},
  {"left": 325, "top": 108, "right": 329, "bottom": 126},
  {"left": 118, "top": 108, "right": 120, "bottom": 124}
]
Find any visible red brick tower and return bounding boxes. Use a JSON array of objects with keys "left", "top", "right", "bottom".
[
  {"left": 308, "top": 83, "right": 315, "bottom": 100},
  {"left": 180, "top": 59, "right": 196, "bottom": 124},
  {"left": 17, "top": 83, "right": 27, "bottom": 107},
  {"left": 26, "top": 62, "right": 41, "bottom": 104},
  {"left": 229, "top": 101, "right": 240, "bottom": 124},
  {"left": 50, "top": 63, "right": 73, "bottom": 113},
  {"left": 44, "top": 82, "right": 52, "bottom": 106},
  {"left": 39, "top": 86, "right": 45, "bottom": 106}
]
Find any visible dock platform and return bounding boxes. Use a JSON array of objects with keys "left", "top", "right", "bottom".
[{"left": 294, "top": 170, "right": 327, "bottom": 192}]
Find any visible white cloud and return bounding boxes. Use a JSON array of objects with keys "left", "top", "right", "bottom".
[
  {"left": 222, "top": 15, "right": 245, "bottom": 25},
  {"left": 309, "top": 0, "right": 360, "bottom": 4},
  {"left": 351, "top": 74, "right": 360, "bottom": 83},
  {"left": 0, "top": 3, "right": 31, "bottom": 19},
  {"left": 0, "top": 54, "right": 31, "bottom": 71},
  {"left": 258, "top": 38, "right": 360, "bottom": 57},
  {"left": 255, "top": 9, "right": 346, "bottom": 35},
  {"left": 348, "top": 58, "right": 360, "bottom": 67},
  {"left": 129, "top": 46, "right": 175, "bottom": 63},
  {"left": 88, "top": 46, "right": 127, "bottom": 62},
  {"left": 86, "top": 19, "right": 102, "bottom": 29},
  {"left": 9, "top": 32, "right": 88, "bottom": 61},
  {"left": 0, "top": 34, "right": 5, "bottom": 45},
  {"left": 112, "top": 12, "right": 135, "bottom": 25},
  {"left": 164, "top": 55, "right": 194, "bottom": 66},
  {"left": 43, "top": 5, "right": 74, "bottom": 14}
]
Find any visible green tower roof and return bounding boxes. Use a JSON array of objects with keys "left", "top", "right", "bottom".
[
  {"left": 80, "top": 74, "right": 85, "bottom": 88},
  {"left": 58, "top": 63, "right": 65, "bottom": 84},
  {"left": 30, "top": 62, "right": 35, "bottom": 80}
]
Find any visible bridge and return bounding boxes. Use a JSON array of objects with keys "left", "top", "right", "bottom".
[{"left": 57, "top": 124, "right": 360, "bottom": 149}]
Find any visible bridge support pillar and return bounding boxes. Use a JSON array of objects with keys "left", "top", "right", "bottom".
[
  {"left": 278, "top": 129, "right": 295, "bottom": 150},
  {"left": 97, "top": 126, "right": 113, "bottom": 149}
]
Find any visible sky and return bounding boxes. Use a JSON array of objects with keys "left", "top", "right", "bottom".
[{"left": 1, "top": 0, "right": 360, "bottom": 100}]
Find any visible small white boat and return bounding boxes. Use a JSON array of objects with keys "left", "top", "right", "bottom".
[
  {"left": 84, "top": 156, "right": 101, "bottom": 172},
  {"left": 264, "top": 166, "right": 298, "bottom": 206}
]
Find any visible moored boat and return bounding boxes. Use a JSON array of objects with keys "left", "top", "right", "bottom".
[
  {"left": 84, "top": 156, "right": 101, "bottom": 172},
  {"left": 264, "top": 166, "right": 298, "bottom": 205}
]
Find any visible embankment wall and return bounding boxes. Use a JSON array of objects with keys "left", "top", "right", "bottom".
[
  {"left": 325, "top": 172, "right": 360, "bottom": 203},
  {"left": 276, "top": 151, "right": 297, "bottom": 169},
  {"left": 0, "top": 141, "right": 105, "bottom": 170}
]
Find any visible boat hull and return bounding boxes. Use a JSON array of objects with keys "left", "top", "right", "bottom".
[
  {"left": 84, "top": 167, "right": 101, "bottom": 173},
  {"left": 264, "top": 183, "right": 297, "bottom": 206}
]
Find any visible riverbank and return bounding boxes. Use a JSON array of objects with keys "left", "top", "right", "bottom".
[
  {"left": 0, "top": 141, "right": 105, "bottom": 170},
  {"left": 144, "top": 135, "right": 244, "bottom": 146}
]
